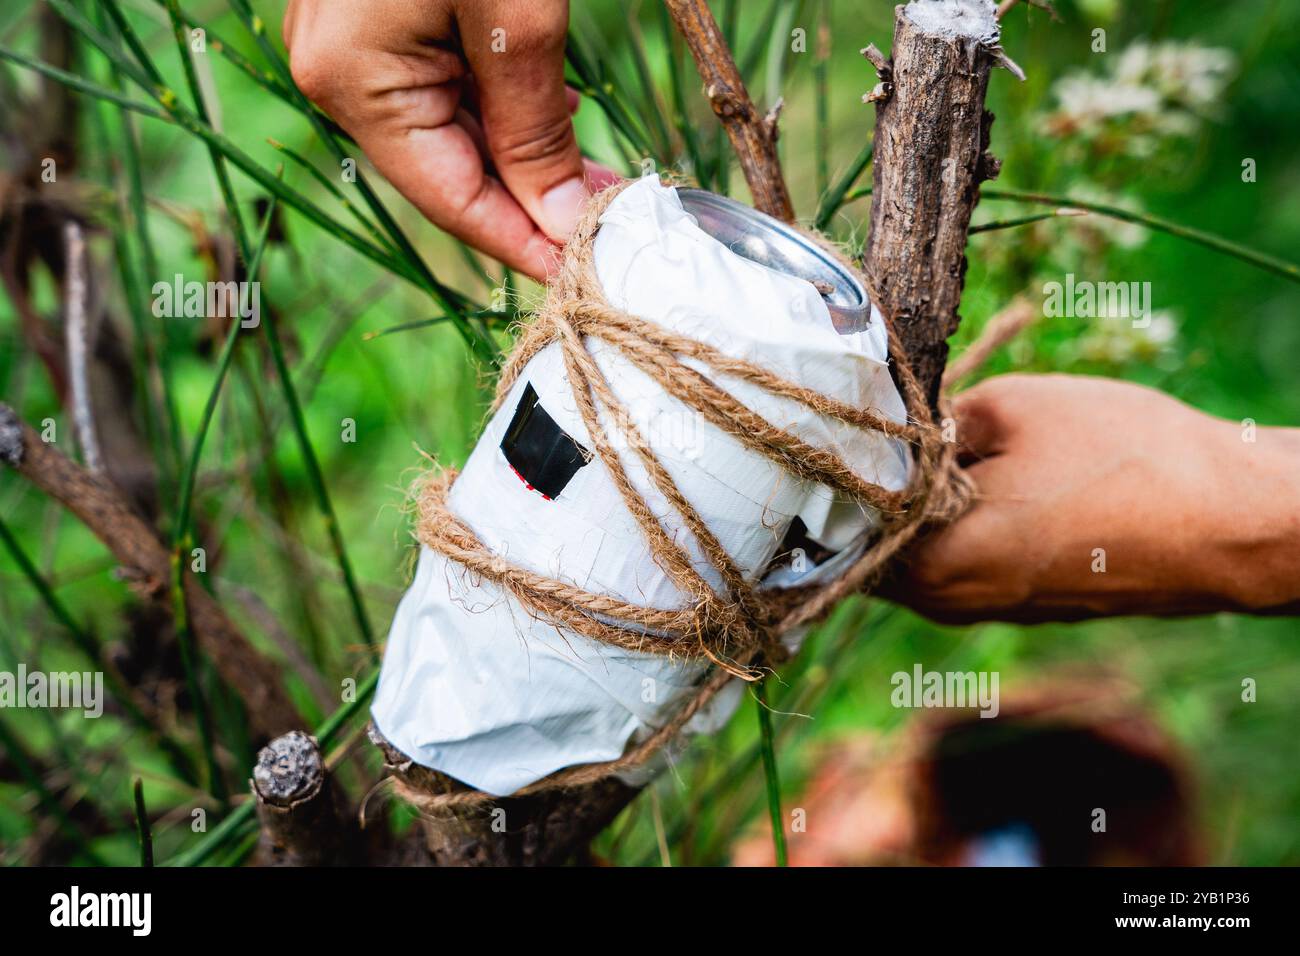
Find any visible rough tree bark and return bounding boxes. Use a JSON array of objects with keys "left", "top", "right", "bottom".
[
  {"left": 253, "top": 731, "right": 359, "bottom": 866},
  {"left": 864, "top": 0, "right": 1009, "bottom": 411},
  {"left": 370, "top": 0, "right": 1006, "bottom": 866},
  {"left": 0, "top": 404, "right": 302, "bottom": 739},
  {"left": 372, "top": 731, "right": 635, "bottom": 866},
  {"left": 662, "top": 0, "right": 795, "bottom": 222}
]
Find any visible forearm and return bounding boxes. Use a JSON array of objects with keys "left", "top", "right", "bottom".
[
  {"left": 1017, "top": 418, "right": 1300, "bottom": 621},
  {"left": 1204, "top": 423, "right": 1300, "bottom": 615},
  {"left": 886, "top": 374, "right": 1300, "bottom": 624}
]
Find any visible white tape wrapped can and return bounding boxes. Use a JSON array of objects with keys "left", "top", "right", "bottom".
[{"left": 373, "top": 177, "right": 912, "bottom": 796}]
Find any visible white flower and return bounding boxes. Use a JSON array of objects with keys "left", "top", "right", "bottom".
[
  {"left": 1074, "top": 309, "right": 1179, "bottom": 365},
  {"left": 1052, "top": 75, "right": 1161, "bottom": 128},
  {"left": 1042, "top": 39, "right": 1235, "bottom": 151},
  {"left": 1141, "top": 311, "right": 1178, "bottom": 345}
]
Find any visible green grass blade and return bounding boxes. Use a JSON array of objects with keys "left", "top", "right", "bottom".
[
  {"left": 162, "top": 0, "right": 249, "bottom": 253},
  {"left": 970, "top": 209, "right": 1083, "bottom": 233},
  {"left": 657, "top": 4, "right": 704, "bottom": 181},
  {"left": 168, "top": 550, "right": 226, "bottom": 804},
  {"left": 981, "top": 188, "right": 1300, "bottom": 283},
  {"left": 133, "top": 778, "right": 155, "bottom": 866},
  {"left": 739, "top": 0, "right": 786, "bottom": 79},
  {"left": 95, "top": 0, "right": 166, "bottom": 87},
  {"left": 0, "top": 714, "right": 108, "bottom": 865},
  {"left": 268, "top": 138, "right": 397, "bottom": 256},
  {"left": 625, "top": 5, "right": 674, "bottom": 160},
  {"left": 166, "top": 198, "right": 281, "bottom": 806},
  {"left": 762, "top": 0, "right": 803, "bottom": 115},
  {"left": 144, "top": 0, "right": 313, "bottom": 115},
  {"left": 722, "top": 0, "right": 739, "bottom": 49},
  {"left": 0, "top": 517, "right": 196, "bottom": 781},
  {"left": 814, "top": 141, "right": 872, "bottom": 231},
  {"left": 222, "top": 0, "right": 496, "bottom": 364},
  {"left": 362, "top": 310, "right": 508, "bottom": 341},
  {"left": 16, "top": 9, "right": 430, "bottom": 289},
  {"left": 48, "top": 0, "right": 160, "bottom": 94},
  {"left": 0, "top": 516, "right": 93, "bottom": 648},
  {"left": 0, "top": 44, "right": 164, "bottom": 117},
  {"left": 566, "top": 29, "right": 657, "bottom": 161},
  {"left": 755, "top": 678, "right": 788, "bottom": 867},
  {"left": 172, "top": 198, "right": 278, "bottom": 546},
  {"left": 169, "top": 796, "right": 255, "bottom": 868},
  {"left": 813, "top": 0, "right": 830, "bottom": 197},
  {"left": 83, "top": 50, "right": 172, "bottom": 490},
  {"left": 259, "top": 275, "right": 379, "bottom": 664}
]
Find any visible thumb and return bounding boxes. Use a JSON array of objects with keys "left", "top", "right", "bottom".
[
  {"left": 948, "top": 380, "right": 1015, "bottom": 465},
  {"left": 459, "top": 2, "right": 589, "bottom": 242}
]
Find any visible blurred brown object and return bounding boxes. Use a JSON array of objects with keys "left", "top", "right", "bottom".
[{"left": 733, "top": 676, "right": 1200, "bottom": 866}]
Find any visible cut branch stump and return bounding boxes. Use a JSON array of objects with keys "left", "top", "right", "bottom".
[{"left": 865, "top": 0, "right": 1007, "bottom": 411}]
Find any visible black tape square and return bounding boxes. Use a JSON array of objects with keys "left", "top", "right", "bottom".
[
  {"left": 500, "top": 382, "right": 590, "bottom": 500},
  {"left": 768, "top": 516, "right": 837, "bottom": 572}
]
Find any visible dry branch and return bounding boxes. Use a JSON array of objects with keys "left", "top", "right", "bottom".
[
  {"left": 0, "top": 403, "right": 301, "bottom": 739},
  {"left": 253, "top": 731, "right": 357, "bottom": 865},
  {"left": 372, "top": 728, "right": 635, "bottom": 866},
  {"left": 663, "top": 0, "right": 794, "bottom": 220},
  {"left": 865, "top": 0, "right": 1009, "bottom": 411}
]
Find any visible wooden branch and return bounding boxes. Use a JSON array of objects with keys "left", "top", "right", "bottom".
[
  {"left": 663, "top": 0, "right": 795, "bottom": 221},
  {"left": 253, "top": 731, "right": 358, "bottom": 865},
  {"left": 0, "top": 403, "right": 301, "bottom": 739},
  {"left": 371, "top": 727, "right": 636, "bottom": 866},
  {"left": 865, "top": 0, "right": 1008, "bottom": 412}
]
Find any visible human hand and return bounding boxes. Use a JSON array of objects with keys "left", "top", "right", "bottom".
[
  {"left": 884, "top": 373, "right": 1300, "bottom": 623},
  {"left": 282, "top": 0, "right": 618, "bottom": 280}
]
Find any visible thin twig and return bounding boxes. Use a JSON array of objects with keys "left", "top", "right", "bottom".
[
  {"left": 969, "top": 208, "right": 1087, "bottom": 233},
  {"left": 61, "top": 221, "right": 102, "bottom": 474},
  {"left": 997, "top": 0, "right": 1061, "bottom": 20},
  {"left": 223, "top": 581, "right": 337, "bottom": 713},
  {"left": 982, "top": 188, "right": 1300, "bottom": 283},
  {"left": 943, "top": 296, "right": 1039, "bottom": 391},
  {"left": 662, "top": 0, "right": 794, "bottom": 220}
]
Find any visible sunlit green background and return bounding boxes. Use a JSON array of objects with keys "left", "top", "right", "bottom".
[{"left": 0, "top": 0, "right": 1296, "bottom": 865}]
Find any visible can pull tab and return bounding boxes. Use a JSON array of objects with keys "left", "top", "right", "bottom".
[{"left": 676, "top": 187, "right": 873, "bottom": 335}]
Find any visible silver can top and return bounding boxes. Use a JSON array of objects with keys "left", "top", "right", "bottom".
[{"left": 675, "top": 187, "right": 872, "bottom": 334}]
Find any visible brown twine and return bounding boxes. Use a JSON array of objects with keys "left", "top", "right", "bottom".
[{"left": 398, "top": 180, "right": 971, "bottom": 811}]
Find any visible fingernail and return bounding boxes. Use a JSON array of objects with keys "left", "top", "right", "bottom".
[{"left": 537, "top": 177, "right": 589, "bottom": 241}]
